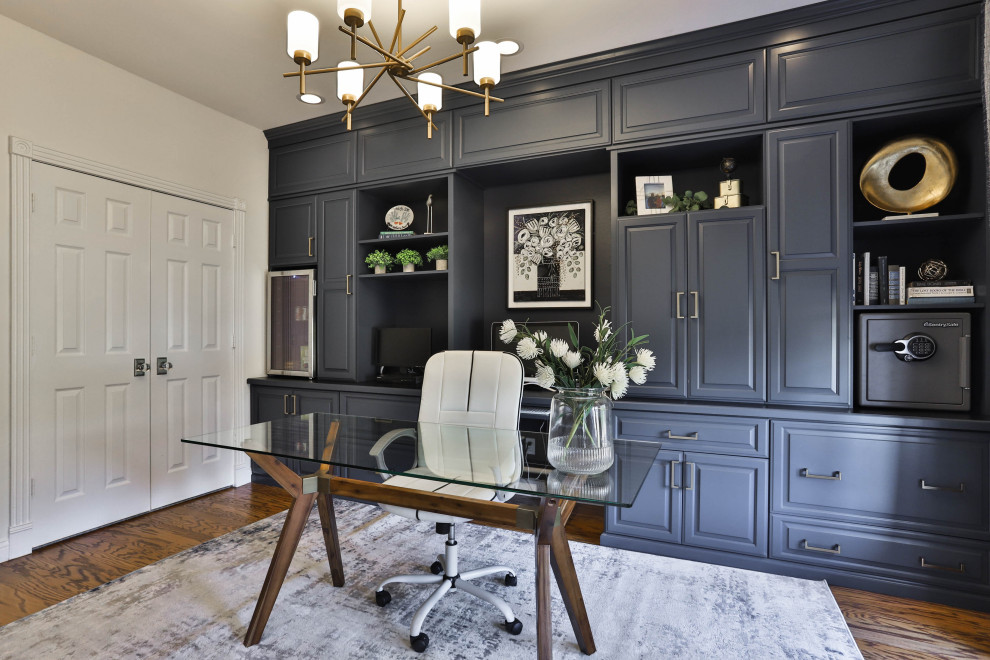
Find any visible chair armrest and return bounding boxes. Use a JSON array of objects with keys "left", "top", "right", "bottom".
[{"left": 369, "top": 427, "right": 418, "bottom": 471}]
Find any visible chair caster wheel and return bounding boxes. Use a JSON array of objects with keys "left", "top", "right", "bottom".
[
  {"left": 410, "top": 632, "right": 429, "bottom": 652},
  {"left": 504, "top": 618, "right": 523, "bottom": 635},
  {"left": 504, "top": 573, "right": 517, "bottom": 587},
  {"left": 375, "top": 590, "right": 391, "bottom": 607},
  {"left": 430, "top": 561, "right": 444, "bottom": 575}
]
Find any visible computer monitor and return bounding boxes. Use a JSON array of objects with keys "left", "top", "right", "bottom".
[
  {"left": 376, "top": 327, "right": 432, "bottom": 369},
  {"left": 489, "top": 320, "right": 579, "bottom": 376}
]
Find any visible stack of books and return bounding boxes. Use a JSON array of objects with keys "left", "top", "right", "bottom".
[
  {"left": 379, "top": 230, "right": 415, "bottom": 239},
  {"left": 906, "top": 280, "right": 975, "bottom": 305},
  {"left": 854, "top": 252, "right": 906, "bottom": 305}
]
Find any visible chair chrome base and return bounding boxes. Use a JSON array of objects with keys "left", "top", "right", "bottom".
[{"left": 375, "top": 524, "right": 523, "bottom": 652}]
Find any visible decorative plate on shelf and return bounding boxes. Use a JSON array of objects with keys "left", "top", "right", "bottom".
[{"left": 385, "top": 205, "right": 414, "bottom": 230}]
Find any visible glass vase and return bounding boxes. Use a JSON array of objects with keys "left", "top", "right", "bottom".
[{"left": 546, "top": 387, "right": 614, "bottom": 475}]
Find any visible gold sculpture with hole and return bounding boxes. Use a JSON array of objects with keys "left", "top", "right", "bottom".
[{"left": 859, "top": 136, "right": 958, "bottom": 214}]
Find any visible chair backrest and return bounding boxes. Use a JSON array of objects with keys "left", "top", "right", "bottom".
[{"left": 417, "top": 351, "right": 524, "bottom": 430}]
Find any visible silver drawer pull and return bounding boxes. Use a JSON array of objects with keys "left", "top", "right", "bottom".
[
  {"left": 801, "top": 540, "right": 840, "bottom": 555},
  {"left": 920, "top": 480, "right": 965, "bottom": 493},
  {"left": 800, "top": 468, "right": 841, "bottom": 480},
  {"left": 920, "top": 557, "right": 966, "bottom": 573},
  {"left": 670, "top": 460, "right": 680, "bottom": 489},
  {"left": 666, "top": 431, "right": 698, "bottom": 441}
]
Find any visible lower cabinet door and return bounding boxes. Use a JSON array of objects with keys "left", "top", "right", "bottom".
[
  {"left": 606, "top": 449, "right": 682, "bottom": 543},
  {"left": 295, "top": 391, "right": 339, "bottom": 473},
  {"left": 682, "top": 453, "right": 768, "bottom": 556}
]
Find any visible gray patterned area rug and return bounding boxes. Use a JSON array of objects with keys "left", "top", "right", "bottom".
[{"left": 0, "top": 500, "right": 861, "bottom": 659}]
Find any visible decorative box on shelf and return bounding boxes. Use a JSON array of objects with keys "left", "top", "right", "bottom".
[{"left": 715, "top": 179, "right": 747, "bottom": 209}]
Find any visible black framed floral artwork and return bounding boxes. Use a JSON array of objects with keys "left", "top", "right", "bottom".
[{"left": 507, "top": 201, "right": 592, "bottom": 308}]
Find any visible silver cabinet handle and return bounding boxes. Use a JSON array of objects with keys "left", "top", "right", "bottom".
[
  {"left": 920, "top": 558, "right": 965, "bottom": 573},
  {"left": 308, "top": 236, "right": 314, "bottom": 257},
  {"left": 292, "top": 394, "right": 298, "bottom": 415},
  {"left": 670, "top": 460, "right": 680, "bottom": 489},
  {"left": 675, "top": 292, "right": 685, "bottom": 319},
  {"left": 920, "top": 480, "right": 965, "bottom": 493},
  {"left": 283, "top": 394, "right": 289, "bottom": 416},
  {"left": 690, "top": 291, "right": 699, "bottom": 319},
  {"left": 684, "top": 462, "right": 695, "bottom": 490},
  {"left": 801, "top": 540, "right": 840, "bottom": 555},
  {"left": 771, "top": 251, "right": 780, "bottom": 280},
  {"left": 346, "top": 274, "right": 352, "bottom": 295},
  {"left": 800, "top": 468, "right": 841, "bottom": 480},
  {"left": 667, "top": 431, "right": 698, "bottom": 441}
]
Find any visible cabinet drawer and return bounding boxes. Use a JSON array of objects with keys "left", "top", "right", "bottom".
[
  {"left": 773, "top": 422, "right": 989, "bottom": 536},
  {"left": 454, "top": 80, "right": 609, "bottom": 166},
  {"left": 615, "top": 410, "right": 767, "bottom": 457},
  {"left": 772, "top": 517, "right": 988, "bottom": 588},
  {"left": 768, "top": 8, "right": 980, "bottom": 121},
  {"left": 613, "top": 50, "right": 765, "bottom": 142},
  {"left": 340, "top": 392, "right": 421, "bottom": 422}
]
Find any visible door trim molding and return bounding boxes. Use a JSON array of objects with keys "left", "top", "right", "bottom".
[{"left": 7, "top": 136, "right": 248, "bottom": 557}]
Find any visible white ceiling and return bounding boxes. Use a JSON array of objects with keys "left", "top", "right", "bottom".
[{"left": 0, "top": 0, "right": 826, "bottom": 131}]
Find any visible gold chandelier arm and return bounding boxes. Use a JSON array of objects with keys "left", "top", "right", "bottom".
[
  {"left": 389, "top": 7, "right": 407, "bottom": 53},
  {"left": 340, "top": 65, "right": 389, "bottom": 121},
  {"left": 397, "top": 25, "right": 438, "bottom": 58},
  {"left": 407, "top": 47, "right": 479, "bottom": 75},
  {"left": 387, "top": 73, "right": 438, "bottom": 131},
  {"left": 338, "top": 26, "right": 409, "bottom": 66},
  {"left": 367, "top": 20, "right": 384, "bottom": 50},
  {"left": 283, "top": 61, "right": 390, "bottom": 78},
  {"left": 401, "top": 74, "right": 505, "bottom": 103},
  {"left": 406, "top": 45, "right": 431, "bottom": 63}
]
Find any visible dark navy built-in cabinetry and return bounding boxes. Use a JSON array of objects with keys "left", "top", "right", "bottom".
[{"left": 259, "top": 0, "right": 990, "bottom": 612}]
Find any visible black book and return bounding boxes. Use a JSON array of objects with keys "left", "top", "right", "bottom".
[
  {"left": 907, "top": 279, "right": 973, "bottom": 288},
  {"left": 855, "top": 253, "right": 864, "bottom": 306},
  {"left": 877, "top": 255, "right": 889, "bottom": 304}
]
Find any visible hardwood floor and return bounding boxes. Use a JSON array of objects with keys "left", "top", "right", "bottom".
[{"left": 1, "top": 483, "right": 988, "bottom": 659}]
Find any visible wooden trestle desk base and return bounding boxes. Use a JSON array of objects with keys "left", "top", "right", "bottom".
[{"left": 244, "top": 450, "right": 596, "bottom": 659}]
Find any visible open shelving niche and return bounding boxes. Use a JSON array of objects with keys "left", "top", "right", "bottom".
[
  {"left": 850, "top": 101, "right": 988, "bottom": 412},
  {"left": 353, "top": 174, "right": 485, "bottom": 381}
]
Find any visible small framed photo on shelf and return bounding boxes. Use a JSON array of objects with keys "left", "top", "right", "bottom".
[
  {"left": 507, "top": 201, "right": 592, "bottom": 309},
  {"left": 635, "top": 175, "right": 674, "bottom": 214}
]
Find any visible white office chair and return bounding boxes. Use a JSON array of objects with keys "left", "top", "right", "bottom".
[{"left": 369, "top": 350, "right": 526, "bottom": 653}]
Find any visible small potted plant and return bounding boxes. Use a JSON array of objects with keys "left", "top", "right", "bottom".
[
  {"left": 426, "top": 244, "right": 449, "bottom": 271},
  {"left": 396, "top": 248, "right": 423, "bottom": 273},
  {"left": 365, "top": 249, "right": 393, "bottom": 274}
]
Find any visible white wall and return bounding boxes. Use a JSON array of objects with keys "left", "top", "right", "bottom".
[{"left": 0, "top": 15, "right": 269, "bottom": 559}]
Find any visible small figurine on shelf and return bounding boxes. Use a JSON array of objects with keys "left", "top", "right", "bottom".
[
  {"left": 426, "top": 244, "right": 449, "bottom": 271},
  {"left": 425, "top": 194, "right": 435, "bottom": 235},
  {"left": 365, "top": 249, "right": 393, "bottom": 275},
  {"left": 396, "top": 248, "right": 423, "bottom": 273}
]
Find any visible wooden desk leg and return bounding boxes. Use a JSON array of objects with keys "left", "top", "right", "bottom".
[
  {"left": 317, "top": 492, "right": 345, "bottom": 587},
  {"left": 244, "top": 490, "right": 317, "bottom": 646},
  {"left": 550, "top": 523, "right": 596, "bottom": 655},
  {"left": 535, "top": 498, "right": 560, "bottom": 660}
]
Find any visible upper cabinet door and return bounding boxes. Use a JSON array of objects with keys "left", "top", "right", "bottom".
[
  {"left": 769, "top": 7, "right": 980, "bottom": 121},
  {"left": 269, "top": 134, "right": 357, "bottom": 197},
  {"left": 357, "top": 115, "right": 452, "bottom": 182},
  {"left": 766, "top": 122, "right": 851, "bottom": 406},
  {"left": 613, "top": 50, "right": 765, "bottom": 143},
  {"left": 317, "top": 191, "right": 356, "bottom": 381},
  {"left": 687, "top": 208, "right": 766, "bottom": 402},
  {"left": 453, "top": 81, "right": 610, "bottom": 167},
  {"left": 270, "top": 196, "right": 317, "bottom": 268},
  {"left": 616, "top": 214, "right": 687, "bottom": 399}
]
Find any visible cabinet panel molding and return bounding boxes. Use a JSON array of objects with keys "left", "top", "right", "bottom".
[
  {"left": 454, "top": 80, "right": 609, "bottom": 166},
  {"left": 769, "top": 8, "right": 980, "bottom": 120},
  {"left": 358, "top": 116, "right": 452, "bottom": 182},
  {"left": 614, "top": 50, "right": 765, "bottom": 142},
  {"left": 270, "top": 133, "right": 356, "bottom": 197}
]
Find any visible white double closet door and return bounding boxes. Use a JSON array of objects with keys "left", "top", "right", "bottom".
[{"left": 29, "top": 163, "right": 235, "bottom": 547}]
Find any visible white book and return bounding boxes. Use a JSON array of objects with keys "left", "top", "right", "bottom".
[{"left": 898, "top": 266, "right": 906, "bottom": 305}]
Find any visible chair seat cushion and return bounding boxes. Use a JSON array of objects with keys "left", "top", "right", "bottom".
[{"left": 380, "top": 470, "right": 497, "bottom": 524}]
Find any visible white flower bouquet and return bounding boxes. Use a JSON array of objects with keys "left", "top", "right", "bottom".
[{"left": 498, "top": 306, "right": 655, "bottom": 399}]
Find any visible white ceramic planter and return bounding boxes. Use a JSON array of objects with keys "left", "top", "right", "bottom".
[
  {"left": 374, "top": 265, "right": 385, "bottom": 274},
  {"left": 436, "top": 259, "right": 448, "bottom": 271},
  {"left": 403, "top": 263, "right": 415, "bottom": 273}
]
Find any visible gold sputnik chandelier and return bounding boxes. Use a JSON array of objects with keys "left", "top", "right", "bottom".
[{"left": 284, "top": 1, "right": 508, "bottom": 138}]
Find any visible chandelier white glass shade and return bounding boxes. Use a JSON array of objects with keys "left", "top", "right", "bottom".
[
  {"left": 283, "top": 0, "right": 504, "bottom": 138},
  {"left": 417, "top": 72, "right": 443, "bottom": 139}
]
